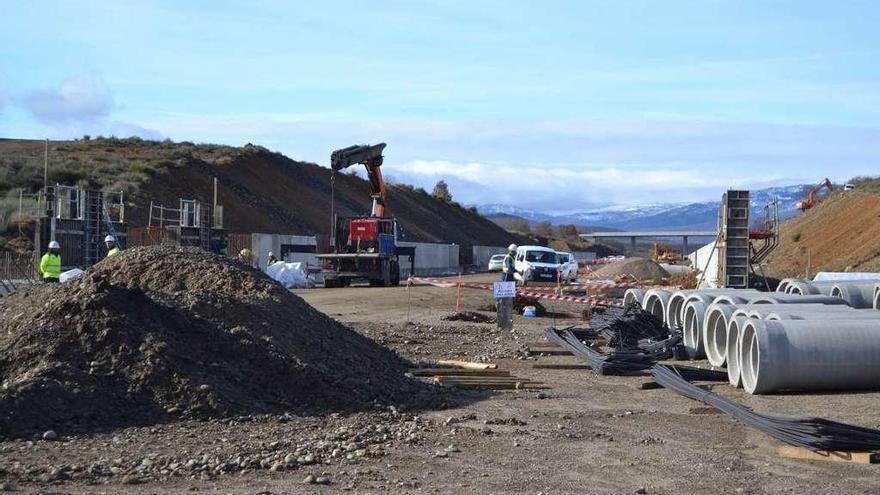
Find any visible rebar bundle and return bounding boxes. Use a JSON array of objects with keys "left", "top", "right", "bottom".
[{"left": 652, "top": 364, "right": 880, "bottom": 451}]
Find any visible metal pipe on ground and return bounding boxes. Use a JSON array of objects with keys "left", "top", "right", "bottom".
[
  {"left": 623, "top": 288, "right": 646, "bottom": 307},
  {"left": 748, "top": 294, "right": 849, "bottom": 305},
  {"left": 740, "top": 319, "right": 880, "bottom": 394},
  {"left": 830, "top": 282, "right": 878, "bottom": 309}
]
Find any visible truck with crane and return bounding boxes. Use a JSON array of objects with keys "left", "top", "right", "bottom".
[{"left": 316, "top": 143, "right": 414, "bottom": 287}]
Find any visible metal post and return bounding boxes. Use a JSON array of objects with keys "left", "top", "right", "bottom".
[
  {"left": 497, "top": 298, "right": 513, "bottom": 331},
  {"left": 43, "top": 139, "right": 48, "bottom": 193},
  {"left": 683, "top": 236, "right": 689, "bottom": 257}
]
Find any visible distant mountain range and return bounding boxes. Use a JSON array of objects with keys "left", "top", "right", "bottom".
[{"left": 476, "top": 185, "right": 813, "bottom": 231}]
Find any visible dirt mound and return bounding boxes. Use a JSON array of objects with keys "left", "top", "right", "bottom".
[
  {"left": 764, "top": 191, "right": 880, "bottom": 277},
  {"left": 442, "top": 311, "right": 495, "bottom": 323},
  {"left": 590, "top": 257, "right": 669, "bottom": 281},
  {"left": 0, "top": 247, "right": 439, "bottom": 437}
]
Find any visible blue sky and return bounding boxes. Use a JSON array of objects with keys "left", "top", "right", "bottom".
[{"left": 2, "top": 1, "right": 879, "bottom": 210}]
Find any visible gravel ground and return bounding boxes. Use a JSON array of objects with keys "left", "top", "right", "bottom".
[{"left": 4, "top": 273, "right": 880, "bottom": 493}]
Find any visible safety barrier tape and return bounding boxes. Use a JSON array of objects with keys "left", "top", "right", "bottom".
[{"left": 409, "top": 277, "right": 624, "bottom": 307}]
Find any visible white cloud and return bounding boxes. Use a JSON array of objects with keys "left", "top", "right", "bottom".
[{"left": 25, "top": 75, "right": 114, "bottom": 124}]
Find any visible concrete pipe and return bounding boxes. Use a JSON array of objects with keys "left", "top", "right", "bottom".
[
  {"left": 642, "top": 289, "right": 672, "bottom": 324},
  {"left": 785, "top": 281, "right": 822, "bottom": 295},
  {"left": 831, "top": 282, "right": 878, "bottom": 309},
  {"left": 623, "top": 288, "right": 646, "bottom": 307},
  {"left": 665, "top": 290, "right": 702, "bottom": 330},
  {"left": 776, "top": 278, "right": 801, "bottom": 293},
  {"left": 875, "top": 283, "right": 880, "bottom": 310},
  {"left": 737, "top": 304, "right": 859, "bottom": 320},
  {"left": 740, "top": 319, "right": 880, "bottom": 394},
  {"left": 682, "top": 300, "right": 709, "bottom": 359},
  {"left": 727, "top": 315, "right": 749, "bottom": 387},
  {"left": 703, "top": 303, "right": 736, "bottom": 367},
  {"left": 712, "top": 294, "right": 755, "bottom": 306},
  {"left": 678, "top": 290, "right": 761, "bottom": 330},
  {"left": 748, "top": 294, "right": 849, "bottom": 305},
  {"left": 765, "top": 310, "right": 880, "bottom": 321}
]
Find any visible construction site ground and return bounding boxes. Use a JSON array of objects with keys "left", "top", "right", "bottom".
[{"left": 6, "top": 273, "right": 880, "bottom": 494}]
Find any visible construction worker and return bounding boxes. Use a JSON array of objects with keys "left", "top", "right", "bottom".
[
  {"left": 501, "top": 244, "right": 519, "bottom": 283},
  {"left": 104, "top": 235, "right": 120, "bottom": 258},
  {"left": 40, "top": 241, "right": 62, "bottom": 283},
  {"left": 267, "top": 251, "right": 278, "bottom": 267},
  {"left": 239, "top": 248, "right": 253, "bottom": 264}
]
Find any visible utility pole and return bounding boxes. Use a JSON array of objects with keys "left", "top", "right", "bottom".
[{"left": 43, "top": 138, "right": 49, "bottom": 192}]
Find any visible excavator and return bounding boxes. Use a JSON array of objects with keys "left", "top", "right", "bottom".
[
  {"left": 317, "top": 144, "right": 413, "bottom": 287},
  {"left": 796, "top": 178, "right": 833, "bottom": 212},
  {"left": 652, "top": 242, "right": 682, "bottom": 264}
]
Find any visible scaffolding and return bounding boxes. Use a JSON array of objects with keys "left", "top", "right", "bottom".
[{"left": 145, "top": 197, "right": 225, "bottom": 252}]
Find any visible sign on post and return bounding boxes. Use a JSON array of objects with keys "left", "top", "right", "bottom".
[
  {"left": 494, "top": 281, "right": 515, "bottom": 331},
  {"left": 493, "top": 281, "right": 516, "bottom": 299}
]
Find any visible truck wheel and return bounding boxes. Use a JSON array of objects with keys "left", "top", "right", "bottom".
[{"left": 325, "top": 279, "right": 341, "bottom": 288}]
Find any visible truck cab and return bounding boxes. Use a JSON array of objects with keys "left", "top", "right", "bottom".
[{"left": 514, "top": 245, "right": 561, "bottom": 284}]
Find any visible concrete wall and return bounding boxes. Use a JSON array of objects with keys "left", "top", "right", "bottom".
[
  {"left": 398, "top": 241, "right": 459, "bottom": 277},
  {"left": 251, "top": 233, "right": 319, "bottom": 271},
  {"left": 472, "top": 245, "right": 507, "bottom": 268},
  {"left": 571, "top": 251, "right": 597, "bottom": 262},
  {"left": 688, "top": 241, "right": 719, "bottom": 288}
]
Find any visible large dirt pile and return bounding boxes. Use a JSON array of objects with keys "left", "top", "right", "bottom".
[
  {"left": 590, "top": 257, "right": 669, "bottom": 281},
  {"left": 0, "top": 247, "right": 438, "bottom": 437},
  {"left": 764, "top": 191, "right": 880, "bottom": 277}
]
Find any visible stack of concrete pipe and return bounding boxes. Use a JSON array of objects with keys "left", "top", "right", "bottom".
[{"left": 624, "top": 285, "right": 880, "bottom": 393}]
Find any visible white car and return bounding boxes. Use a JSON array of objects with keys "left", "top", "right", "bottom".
[
  {"left": 555, "top": 251, "right": 578, "bottom": 282},
  {"left": 514, "top": 245, "right": 561, "bottom": 284},
  {"left": 487, "top": 254, "right": 506, "bottom": 271}
]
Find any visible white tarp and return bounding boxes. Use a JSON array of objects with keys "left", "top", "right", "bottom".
[
  {"left": 813, "top": 272, "right": 880, "bottom": 282},
  {"left": 60, "top": 268, "right": 84, "bottom": 283},
  {"left": 265, "top": 262, "right": 314, "bottom": 289}
]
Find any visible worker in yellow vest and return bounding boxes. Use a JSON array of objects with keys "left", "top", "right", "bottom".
[
  {"left": 104, "top": 235, "right": 120, "bottom": 258},
  {"left": 40, "top": 241, "right": 62, "bottom": 283}
]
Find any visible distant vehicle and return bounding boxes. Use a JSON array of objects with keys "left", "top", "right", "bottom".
[
  {"left": 514, "top": 245, "right": 560, "bottom": 284},
  {"left": 487, "top": 254, "right": 506, "bottom": 271},
  {"left": 555, "top": 251, "right": 579, "bottom": 282},
  {"left": 844, "top": 183, "right": 855, "bottom": 191}
]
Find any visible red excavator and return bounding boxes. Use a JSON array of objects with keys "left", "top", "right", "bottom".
[
  {"left": 317, "top": 143, "right": 413, "bottom": 287},
  {"left": 796, "top": 178, "right": 833, "bottom": 212}
]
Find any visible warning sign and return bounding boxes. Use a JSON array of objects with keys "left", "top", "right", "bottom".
[{"left": 493, "top": 281, "right": 516, "bottom": 299}]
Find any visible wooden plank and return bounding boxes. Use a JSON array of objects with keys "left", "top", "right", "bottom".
[
  {"left": 531, "top": 363, "right": 591, "bottom": 370},
  {"left": 436, "top": 360, "right": 497, "bottom": 370},
  {"left": 409, "top": 368, "right": 511, "bottom": 377},
  {"left": 528, "top": 348, "right": 573, "bottom": 356},
  {"left": 636, "top": 381, "right": 663, "bottom": 390},
  {"left": 777, "top": 446, "right": 880, "bottom": 464},
  {"left": 439, "top": 382, "right": 546, "bottom": 390},
  {"left": 433, "top": 376, "right": 540, "bottom": 384}
]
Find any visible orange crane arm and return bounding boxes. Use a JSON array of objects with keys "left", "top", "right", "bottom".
[{"left": 330, "top": 143, "right": 388, "bottom": 217}]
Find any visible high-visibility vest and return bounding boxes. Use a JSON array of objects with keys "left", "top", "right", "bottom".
[
  {"left": 40, "top": 253, "right": 61, "bottom": 279},
  {"left": 502, "top": 254, "right": 515, "bottom": 274},
  {"left": 107, "top": 247, "right": 120, "bottom": 258}
]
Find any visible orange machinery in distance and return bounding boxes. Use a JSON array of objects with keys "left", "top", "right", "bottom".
[
  {"left": 652, "top": 242, "right": 682, "bottom": 264},
  {"left": 796, "top": 178, "right": 833, "bottom": 212}
]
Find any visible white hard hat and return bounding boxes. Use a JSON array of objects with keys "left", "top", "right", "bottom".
[
  {"left": 104, "top": 235, "right": 116, "bottom": 243},
  {"left": 268, "top": 251, "right": 274, "bottom": 256},
  {"left": 48, "top": 241, "right": 60, "bottom": 249},
  {"left": 508, "top": 244, "right": 518, "bottom": 252}
]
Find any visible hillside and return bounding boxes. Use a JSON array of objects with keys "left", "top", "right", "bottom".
[
  {"left": 763, "top": 190, "right": 880, "bottom": 277},
  {"left": 0, "top": 138, "right": 516, "bottom": 248}
]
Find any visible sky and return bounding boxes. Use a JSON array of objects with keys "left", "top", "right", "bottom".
[{"left": 2, "top": 1, "right": 879, "bottom": 211}]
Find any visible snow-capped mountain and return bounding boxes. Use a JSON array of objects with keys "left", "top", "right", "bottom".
[{"left": 476, "top": 185, "right": 812, "bottom": 231}]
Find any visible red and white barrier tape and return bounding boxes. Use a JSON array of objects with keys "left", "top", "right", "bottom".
[{"left": 409, "top": 277, "right": 623, "bottom": 307}]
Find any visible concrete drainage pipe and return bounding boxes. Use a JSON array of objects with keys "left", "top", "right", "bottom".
[
  {"left": 875, "top": 283, "right": 880, "bottom": 310},
  {"left": 765, "top": 310, "right": 880, "bottom": 321},
  {"left": 678, "top": 290, "right": 760, "bottom": 331},
  {"left": 642, "top": 289, "right": 672, "bottom": 324},
  {"left": 740, "top": 319, "right": 880, "bottom": 394},
  {"left": 831, "top": 282, "right": 877, "bottom": 309},
  {"left": 748, "top": 294, "right": 849, "bottom": 305},
  {"left": 703, "top": 303, "right": 735, "bottom": 367},
  {"left": 623, "top": 288, "right": 646, "bottom": 307},
  {"left": 740, "top": 304, "right": 859, "bottom": 320},
  {"left": 665, "top": 290, "right": 703, "bottom": 330},
  {"left": 785, "top": 281, "right": 822, "bottom": 295},
  {"left": 726, "top": 315, "right": 750, "bottom": 387},
  {"left": 682, "top": 300, "right": 709, "bottom": 359},
  {"left": 776, "top": 278, "right": 801, "bottom": 293}
]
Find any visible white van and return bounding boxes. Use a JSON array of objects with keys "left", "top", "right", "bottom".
[
  {"left": 555, "top": 251, "right": 579, "bottom": 282},
  {"left": 514, "top": 245, "right": 561, "bottom": 284}
]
